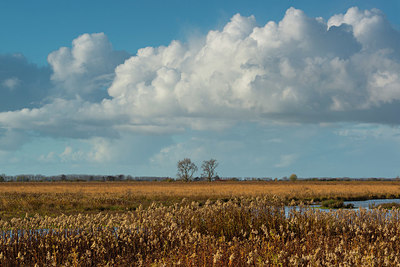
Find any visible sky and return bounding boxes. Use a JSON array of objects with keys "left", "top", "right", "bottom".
[{"left": 0, "top": 0, "right": 400, "bottom": 178}]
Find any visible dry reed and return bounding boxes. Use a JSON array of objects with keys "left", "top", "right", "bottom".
[
  {"left": 1, "top": 197, "right": 400, "bottom": 266},
  {"left": 1, "top": 181, "right": 400, "bottom": 218}
]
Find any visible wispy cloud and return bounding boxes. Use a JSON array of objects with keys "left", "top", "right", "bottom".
[
  {"left": 2, "top": 77, "right": 20, "bottom": 90},
  {"left": 275, "top": 154, "right": 298, "bottom": 168}
]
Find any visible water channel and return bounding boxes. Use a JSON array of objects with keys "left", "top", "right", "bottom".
[
  {"left": 343, "top": 198, "right": 400, "bottom": 209},
  {"left": 285, "top": 198, "right": 400, "bottom": 215}
]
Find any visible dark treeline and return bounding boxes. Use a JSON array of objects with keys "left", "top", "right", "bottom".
[
  {"left": 0, "top": 173, "right": 399, "bottom": 182},
  {"left": 0, "top": 174, "right": 168, "bottom": 182}
]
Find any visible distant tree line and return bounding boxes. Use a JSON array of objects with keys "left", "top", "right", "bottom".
[
  {"left": 0, "top": 171, "right": 398, "bottom": 183},
  {"left": 0, "top": 174, "right": 174, "bottom": 182}
]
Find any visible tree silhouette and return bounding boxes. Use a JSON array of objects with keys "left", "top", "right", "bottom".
[
  {"left": 201, "top": 159, "right": 218, "bottom": 182},
  {"left": 177, "top": 158, "right": 198, "bottom": 182}
]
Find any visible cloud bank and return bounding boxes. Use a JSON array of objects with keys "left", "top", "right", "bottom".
[
  {"left": 105, "top": 7, "right": 400, "bottom": 126},
  {"left": 1, "top": 7, "right": 400, "bottom": 146}
]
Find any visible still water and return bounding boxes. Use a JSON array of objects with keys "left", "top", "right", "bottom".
[
  {"left": 343, "top": 198, "right": 400, "bottom": 209},
  {"left": 285, "top": 198, "right": 400, "bottom": 215}
]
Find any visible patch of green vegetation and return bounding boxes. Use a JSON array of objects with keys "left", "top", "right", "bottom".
[{"left": 321, "top": 199, "right": 354, "bottom": 209}]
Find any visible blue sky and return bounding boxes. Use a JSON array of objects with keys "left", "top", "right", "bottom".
[{"left": 1, "top": 0, "right": 400, "bottom": 178}]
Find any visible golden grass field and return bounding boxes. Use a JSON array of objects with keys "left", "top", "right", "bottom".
[
  {"left": 1, "top": 180, "right": 400, "bottom": 218},
  {"left": 1, "top": 180, "right": 400, "bottom": 199},
  {"left": 2, "top": 181, "right": 400, "bottom": 265}
]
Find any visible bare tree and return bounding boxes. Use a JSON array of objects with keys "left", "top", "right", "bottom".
[
  {"left": 201, "top": 159, "right": 218, "bottom": 182},
  {"left": 177, "top": 158, "right": 198, "bottom": 182}
]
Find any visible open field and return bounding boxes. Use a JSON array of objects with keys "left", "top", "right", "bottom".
[{"left": 1, "top": 181, "right": 400, "bottom": 218}]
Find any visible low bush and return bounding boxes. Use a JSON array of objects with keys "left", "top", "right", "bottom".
[{"left": 321, "top": 199, "right": 354, "bottom": 209}]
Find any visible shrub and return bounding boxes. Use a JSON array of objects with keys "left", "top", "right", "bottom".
[
  {"left": 289, "top": 174, "right": 298, "bottom": 181},
  {"left": 321, "top": 199, "right": 354, "bottom": 209}
]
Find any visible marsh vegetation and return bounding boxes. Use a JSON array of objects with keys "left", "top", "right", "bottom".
[
  {"left": 1, "top": 181, "right": 400, "bottom": 218},
  {"left": 1, "top": 181, "right": 400, "bottom": 265},
  {"left": 1, "top": 197, "right": 400, "bottom": 265}
]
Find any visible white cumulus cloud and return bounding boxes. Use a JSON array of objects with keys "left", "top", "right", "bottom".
[
  {"left": 105, "top": 7, "right": 400, "bottom": 126},
  {"left": 1, "top": 7, "right": 400, "bottom": 145},
  {"left": 48, "top": 33, "right": 130, "bottom": 101}
]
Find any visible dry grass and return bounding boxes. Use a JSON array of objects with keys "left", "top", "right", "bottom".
[
  {"left": 2, "top": 182, "right": 400, "bottom": 265},
  {"left": 1, "top": 181, "right": 400, "bottom": 218},
  {"left": 1, "top": 197, "right": 400, "bottom": 266},
  {"left": 1, "top": 180, "right": 400, "bottom": 198}
]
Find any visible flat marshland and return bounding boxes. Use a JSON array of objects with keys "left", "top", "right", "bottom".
[
  {"left": 2, "top": 197, "right": 400, "bottom": 265},
  {"left": 1, "top": 181, "right": 400, "bottom": 265},
  {"left": 1, "top": 180, "right": 400, "bottom": 218}
]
